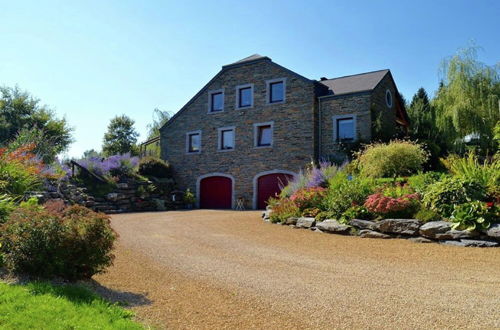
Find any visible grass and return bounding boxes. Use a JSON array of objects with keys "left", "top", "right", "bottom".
[{"left": 0, "top": 281, "right": 143, "bottom": 329}]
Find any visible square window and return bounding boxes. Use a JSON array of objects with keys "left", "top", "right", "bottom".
[
  {"left": 188, "top": 132, "right": 200, "bottom": 152},
  {"left": 210, "top": 92, "right": 223, "bottom": 112},
  {"left": 238, "top": 87, "right": 252, "bottom": 108},
  {"left": 337, "top": 118, "right": 355, "bottom": 142},
  {"left": 257, "top": 125, "right": 272, "bottom": 147},
  {"left": 220, "top": 129, "right": 234, "bottom": 150},
  {"left": 269, "top": 81, "right": 284, "bottom": 103}
]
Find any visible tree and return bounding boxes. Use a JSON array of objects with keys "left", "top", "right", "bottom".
[
  {"left": 146, "top": 108, "right": 170, "bottom": 140},
  {"left": 433, "top": 45, "right": 500, "bottom": 154},
  {"left": 82, "top": 149, "right": 101, "bottom": 159},
  {"left": 102, "top": 115, "right": 139, "bottom": 156},
  {"left": 0, "top": 86, "right": 73, "bottom": 162}
]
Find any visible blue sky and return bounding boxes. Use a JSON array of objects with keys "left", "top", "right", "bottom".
[{"left": 1, "top": 0, "right": 499, "bottom": 158}]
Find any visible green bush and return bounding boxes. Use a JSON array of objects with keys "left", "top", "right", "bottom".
[
  {"left": 0, "top": 194, "right": 15, "bottom": 224},
  {"left": 0, "top": 205, "right": 116, "bottom": 280},
  {"left": 422, "top": 177, "right": 487, "bottom": 218},
  {"left": 340, "top": 205, "right": 373, "bottom": 223},
  {"left": 449, "top": 201, "right": 497, "bottom": 231},
  {"left": 269, "top": 198, "right": 300, "bottom": 224},
  {"left": 414, "top": 207, "right": 442, "bottom": 223},
  {"left": 407, "top": 172, "right": 444, "bottom": 194},
  {"left": 322, "top": 174, "right": 375, "bottom": 219},
  {"left": 354, "top": 140, "right": 429, "bottom": 178},
  {"left": 138, "top": 156, "right": 173, "bottom": 178}
]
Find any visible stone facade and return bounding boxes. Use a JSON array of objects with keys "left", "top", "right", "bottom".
[
  {"left": 160, "top": 59, "right": 316, "bottom": 209},
  {"left": 160, "top": 56, "right": 407, "bottom": 209}
]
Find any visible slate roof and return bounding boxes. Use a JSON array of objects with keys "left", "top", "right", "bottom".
[
  {"left": 318, "top": 69, "right": 389, "bottom": 96},
  {"left": 223, "top": 54, "right": 270, "bottom": 68}
]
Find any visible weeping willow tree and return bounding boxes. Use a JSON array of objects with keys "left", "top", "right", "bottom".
[{"left": 433, "top": 45, "right": 500, "bottom": 154}]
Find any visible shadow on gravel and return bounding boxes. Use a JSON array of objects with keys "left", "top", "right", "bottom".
[{"left": 88, "top": 279, "right": 152, "bottom": 307}]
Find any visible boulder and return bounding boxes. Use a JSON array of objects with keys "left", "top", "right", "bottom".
[
  {"left": 349, "top": 219, "right": 378, "bottom": 231},
  {"left": 358, "top": 230, "right": 390, "bottom": 239},
  {"left": 378, "top": 219, "right": 421, "bottom": 236},
  {"left": 460, "top": 239, "right": 499, "bottom": 247},
  {"left": 316, "top": 219, "right": 350, "bottom": 234},
  {"left": 117, "top": 183, "right": 129, "bottom": 189},
  {"left": 441, "top": 240, "right": 468, "bottom": 247},
  {"left": 419, "top": 221, "right": 451, "bottom": 238},
  {"left": 435, "top": 229, "right": 479, "bottom": 240},
  {"left": 485, "top": 224, "right": 500, "bottom": 240},
  {"left": 285, "top": 217, "right": 298, "bottom": 225},
  {"left": 296, "top": 217, "right": 316, "bottom": 229},
  {"left": 408, "top": 237, "right": 433, "bottom": 244}
]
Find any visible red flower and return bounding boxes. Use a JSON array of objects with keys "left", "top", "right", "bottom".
[{"left": 486, "top": 202, "right": 494, "bottom": 208}]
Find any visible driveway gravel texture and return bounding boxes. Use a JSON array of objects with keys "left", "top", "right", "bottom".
[{"left": 93, "top": 210, "right": 500, "bottom": 329}]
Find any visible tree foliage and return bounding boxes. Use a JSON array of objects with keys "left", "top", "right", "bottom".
[
  {"left": 433, "top": 45, "right": 500, "bottom": 153},
  {"left": 146, "top": 108, "right": 170, "bottom": 140},
  {"left": 102, "top": 115, "right": 139, "bottom": 156},
  {"left": 0, "top": 86, "right": 73, "bottom": 162}
]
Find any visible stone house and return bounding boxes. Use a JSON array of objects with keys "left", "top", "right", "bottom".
[{"left": 159, "top": 54, "right": 409, "bottom": 209}]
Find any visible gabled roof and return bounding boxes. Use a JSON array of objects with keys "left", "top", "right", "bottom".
[
  {"left": 222, "top": 54, "right": 271, "bottom": 69},
  {"left": 319, "top": 69, "right": 389, "bottom": 96}
]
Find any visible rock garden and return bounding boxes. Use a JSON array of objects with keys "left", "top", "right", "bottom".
[{"left": 263, "top": 140, "right": 500, "bottom": 247}]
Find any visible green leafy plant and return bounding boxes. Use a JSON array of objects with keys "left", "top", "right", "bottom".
[
  {"left": 302, "top": 207, "right": 321, "bottom": 218},
  {"left": 340, "top": 205, "right": 373, "bottom": 223},
  {"left": 269, "top": 198, "right": 300, "bottom": 224},
  {"left": 0, "top": 205, "right": 116, "bottom": 280},
  {"left": 183, "top": 188, "right": 195, "bottom": 205},
  {"left": 0, "top": 194, "right": 15, "bottom": 224},
  {"left": 449, "top": 201, "right": 496, "bottom": 231},
  {"left": 138, "top": 156, "right": 173, "bottom": 179},
  {"left": 353, "top": 140, "right": 429, "bottom": 178},
  {"left": 407, "top": 172, "right": 444, "bottom": 194},
  {"left": 414, "top": 207, "right": 442, "bottom": 223},
  {"left": 290, "top": 187, "right": 326, "bottom": 211},
  {"left": 422, "top": 177, "right": 487, "bottom": 217}
]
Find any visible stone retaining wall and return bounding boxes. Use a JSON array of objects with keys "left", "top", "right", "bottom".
[{"left": 262, "top": 210, "right": 500, "bottom": 248}]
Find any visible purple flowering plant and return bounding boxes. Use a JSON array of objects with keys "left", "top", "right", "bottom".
[{"left": 77, "top": 153, "right": 139, "bottom": 178}]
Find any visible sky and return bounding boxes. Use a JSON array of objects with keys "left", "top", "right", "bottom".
[{"left": 1, "top": 0, "right": 499, "bottom": 158}]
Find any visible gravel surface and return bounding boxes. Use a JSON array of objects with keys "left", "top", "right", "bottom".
[{"left": 93, "top": 210, "right": 500, "bottom": 329}]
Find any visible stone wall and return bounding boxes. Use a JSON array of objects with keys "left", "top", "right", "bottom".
[
  {"left": 160, "top": 60, "right": 316, "bottom": 208},
  {"left": 262, "top": 211, "right": 500, "bottom": 248},
  {"left": 370, "top": 73, "right": 400, "bottom": 140}
]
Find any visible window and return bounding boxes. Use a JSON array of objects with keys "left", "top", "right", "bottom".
[
  {"left": 266, "top": 78, "right": 286, "bottom": 104},
  {"left": 236, "top": 84, "right": 253, "bottom": 109},
  {"left": 208, "top": 89, "right": 224, "bottom": 112},
  {"left": 218, "top": 126, "right": 235, "bottom": 151},
  {"left": 186, "top": 131, "right": 201, "bottom": 153},
  {"left": 385, "top": 89, "right": 393, "bottom": 108},
  {"left": 333, "top": 115, "right": 356, "bottom": 142},
  {"left": 254, "top": 122, "right": 273, "bottom": 147}
]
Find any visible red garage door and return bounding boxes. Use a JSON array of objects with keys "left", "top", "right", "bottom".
[
  {"left": 199, "top": 176, "right": 232, "bottom": 209},
  {"left": 257, "top": 173, "right": 293, "bottom": 209}
]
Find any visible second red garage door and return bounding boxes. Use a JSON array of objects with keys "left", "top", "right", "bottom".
[
  {"left": 257, "top": 173, "right": 293, "bottom": 209},
  {"left": 199, "top": 176, "right": 232, "bottom": 209}
]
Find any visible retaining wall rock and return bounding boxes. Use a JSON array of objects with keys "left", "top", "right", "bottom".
[
  {"left": 316, "top": 219, "right": 350, "bottom": 234},
  {"left": 378, "top": 219, "right": 421, "bottom": 236}
]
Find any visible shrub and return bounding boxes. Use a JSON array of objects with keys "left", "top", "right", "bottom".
[
  {"left": 364, "top": 193, "right": 420, "bottom": 218},
  {"left": 414, "top": 208, "right": 442, "bottom": 223},
  {"left": 340, "top": 205, "right": 373, "bottom": 223},
  {"left": 449, "top": 201, "right": 498, "bottom": 231},
  {"left": 422, "top": 177, "right": 487, "bottom": 217},
  {"left": 407, "top": 172, "right": 444, "bottom": 194},
  {"left": 442, "top": 152, "right": 500, "bottom": 199},
  {"left": 269, "top": 198, "right": 300, "bottom": 224},
  {"left": 302, "top": 207, "right": 321, "bottom": 217},
  {"left": 0, "top": 194, "right": 15, "bottom": 224},
  {"left": 290, "top": 187, "right": 326, "bottom": 210},
  {"left": 77, "top": 153, "right": 138, "bottom": 178},
  {"left": 0, "top": 205, "right": 116, "bottom": 280},
  {"left": 138, "top": 156, "right": 173, "bottom": 178},
  {"left": 322, "top": 174, "right": 375, "bottom": 219},
  {"left": 354, "top": 140, "right": 429, "bottom": 178},
  {"left": 280, "top": 161, "right": 342, "bottom": 198}
]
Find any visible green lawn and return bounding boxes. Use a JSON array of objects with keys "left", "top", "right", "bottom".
[{"left": 0, "top": 281, "right": 143, "bottom": 329}]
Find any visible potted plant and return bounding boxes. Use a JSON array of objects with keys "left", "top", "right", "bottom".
[{"left": 183, "top": 189, "right": 195, "bottom": 209}]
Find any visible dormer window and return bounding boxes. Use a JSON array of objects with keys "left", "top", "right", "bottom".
[
  {"left": 208, "top": 89, "right": 224, "bottom": 113},
  {"left": 266, "top": 78, "right": 286, "bottom": 104},
  {"left": 236, "top": 84, "right": 254, "bottom": 109}
]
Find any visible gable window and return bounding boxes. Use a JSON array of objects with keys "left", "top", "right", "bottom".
[
  {"left": 236, "top": 84, "right": 253, "bottom": 109},
  {"left": 333, "top": 115, "right": 356, "bottom": 142},
  {"left": 186, "top": 130, "right": 201, "bottom": 153},
  {"left": 266, "top": 78, "right": 286, "bottom": 104},
  {"left": 218, "top": 126, "right": 235, "bottom": 151},
  {"left": 385, "top": 89, "right": 393, "bottom": 108},
  {"left": 208, "top": 89, "right": 224, "bottom": 113},
  {"left": 254, "top": 122, "right": 274, "bottom": 147}
]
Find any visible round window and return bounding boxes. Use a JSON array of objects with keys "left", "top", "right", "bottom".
[{"left": 385, "top": 89, "right": 393, "bottom": 108}]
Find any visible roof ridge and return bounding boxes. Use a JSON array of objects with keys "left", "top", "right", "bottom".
[{"left": 325, "top": 69, "right": 389, "bottom": 81}]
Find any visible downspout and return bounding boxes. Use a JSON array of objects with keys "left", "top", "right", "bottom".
[{"left": 318, "top": 96, "right": 322, "bottom": 162}]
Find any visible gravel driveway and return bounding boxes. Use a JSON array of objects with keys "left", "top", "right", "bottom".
[{"left": 93, "top": 210, "right": 500, "bottom": 329}]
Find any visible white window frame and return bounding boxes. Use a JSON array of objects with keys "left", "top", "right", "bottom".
[
  {"left": 385, "top": 89, "right": 393, "bottom": 108},
  {"left": 185, "top": 130, "right": 202, "bottom": 154},
  {"left": 333, "top": 115, "right": 357, "bottom": 142},
  {"left": 208, "top": 89, "right": 224, "bottom": 113},
  {"left": 217, "top": 126, "right": 236, "bottom": 152},
  {"left": 253, "top": 121, "right": 274, "bottom": 148},
  {"left": 235, "top": 84, "right": 254, "bottom": 110},
  {"left": 265, "top": 78, "right": 286, "bottom": 105}
]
